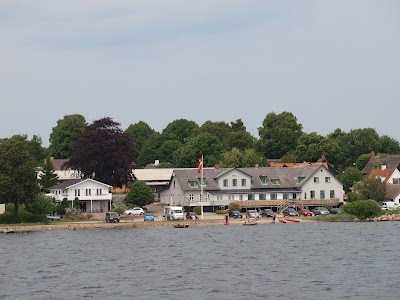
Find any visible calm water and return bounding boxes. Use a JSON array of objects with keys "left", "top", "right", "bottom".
[{"left": 1, "top": 222, "right": 400, "bottom": 300}]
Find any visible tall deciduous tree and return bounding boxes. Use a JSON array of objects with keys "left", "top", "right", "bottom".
[
  {"left": 66, "top": 117, "right": 135, "bottom": 187},
  {"left": 125, "top": 180, "right": 155, "bottom": 208},
  {"left": 49, "top": 114, "right": 87, "bottom": 159},
  {"left": 339, "top": 167, "right": 364, "bottom": 192},
  {"left": 162, "top": 119, "right": 199, "bottom": 144},
  {"left": 0, "top": 136, "right": 38, "bottom": 215},
  {"left": 125, "top": 121, "right": 156, "bottom": 162},
  {"left": 258, "top": 112, "right": 303, "bottom": 159},
  {"left": 379, "top": 135, "right": 400, "bottom": 154},
  {"left": 39, "top": 158, "right": 59, "bottom": 191}
]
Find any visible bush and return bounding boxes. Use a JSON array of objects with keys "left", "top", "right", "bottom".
[
  {"left": 346, "top": 192, "right": 363, "bottom": 202},
  {"left": 0, "top": 213, "right": 22, "bottom": 224},
  {"left": 215, "top": 210, "right": 228, "bottom": 215},
  {"left": 193, "top": 206, "right": 202, "bottom": 215},
  {"left": 112, "top": 207, "right": 125, "bottom": 215},
  {"left": 27, "top": 194, "right": 56, "bottom": 215},
  {"left": 341, "top": 199, "right": 383, "bottom": 220},
  {"left": 0, "top": 212, "right": 48, "bottom": 224},
  {"left": 55, "top": 204, "right": 66, "bottom": 216},
  {"left": 228, "top": 201, "right": 242, "bottom": 212}
]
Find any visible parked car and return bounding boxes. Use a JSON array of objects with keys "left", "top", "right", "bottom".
[
  {"left": 186, "top": 212, "right": 199, "bottom": 220},
  {"left": 246, "top": 210, "right": 260, "bottom": 218},
  {"left": 124, "top": 207, "right": 144, "bottom": 215},
  {"left": 105, "top": 212, "right": 120, "bottom": 223},
  {"left": 299, "top": 209, "right": 313, "bottom": 217},
  {"left": 330, "top": 208, "right": 341, "bottom": 215},
  {"left": 261, "top": 209, "right": 275, "bottom": 217},
  {"left": 144, "top": 212, "right": 155, "bottom": 221},
  {"left": 229, "top": 210, "right": 243, "bottom": 218},
  {"left": 314, "top": 207, "right": 330, "bottom": 215},
  {"left": 282, "top": 208, "right": 299, "bottom": 217}
]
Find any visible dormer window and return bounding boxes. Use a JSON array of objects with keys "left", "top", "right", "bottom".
[
  {"left": 260, "top": 176, "right": 268, "bottom": 185},
  {"left": 297, "top": 176, "right": 305, "bottom": 183},
  {"left": 271, "top": 178, "right": 280, "bottom": 185},
  {"left": 188, "top": 180, "right": 198, "bottom": 188}
]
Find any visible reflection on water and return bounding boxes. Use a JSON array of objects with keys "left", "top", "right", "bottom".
[{"left": 1, "top": 222, "right": 400, "bottom": 300}]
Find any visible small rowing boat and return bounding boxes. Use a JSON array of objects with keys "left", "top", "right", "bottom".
[
  {"left": 279, "top": 219, "right": 287, "bottom": 224},
  {"left": 243, "top": 222, "right": 257, "bottom": 226},
  {"left": 174, "top": 224, "right": 189, "bottom": 228}
]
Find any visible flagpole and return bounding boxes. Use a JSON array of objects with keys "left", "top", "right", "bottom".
[{"left": 201, "top": 155, "right": 204, "bottom": 220}]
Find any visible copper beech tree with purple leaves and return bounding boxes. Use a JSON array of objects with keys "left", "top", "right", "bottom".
[{"left": 65, "top": 117, "right": 135, "bottom": 187}]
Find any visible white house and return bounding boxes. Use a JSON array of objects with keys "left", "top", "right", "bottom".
[
  {"left": 48, "top": 179, "right": 112, "bottom": 212},
  {"left": 160, "top": 165, "right": 344, "bottom": 211}
]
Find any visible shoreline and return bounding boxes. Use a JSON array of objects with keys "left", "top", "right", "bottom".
[
  {"left": 2, "top": 214, "right": 399, "bottom": 233},
  {"left": 0, "top": 217, "right": 313, "bottom": 233}
]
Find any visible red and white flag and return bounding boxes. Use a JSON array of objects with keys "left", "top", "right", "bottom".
[{"left": 197, "top": 156, "right": 203, "bottom": 174}]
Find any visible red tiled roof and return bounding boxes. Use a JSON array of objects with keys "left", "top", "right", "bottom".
[{"left": 368, "top": 168, "right": 395, "bottom": 183}]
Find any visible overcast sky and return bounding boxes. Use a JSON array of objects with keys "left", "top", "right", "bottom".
[{"left": 1, "top": 0, "right": 399, "bottom": 146}]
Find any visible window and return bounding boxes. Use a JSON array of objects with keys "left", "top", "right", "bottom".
[
  {"left": 188, "top": 180, "right": 198, "bottom": 188},
  {"left": 217, "top": 195, "right": 222, "bottom": 200},
  {"left": 189, "top": 194, "right": 194, "bottom": 201},
  {"left": 75, "top": 189, "right": 80, "bottom": 197},
  {"left": 241, "top": 179, "right": 246, "bottom": 186},
  {"left": 260, "top": 176, "right": 268, "bottom": 184},
  {"left": 330, "top": 190, "right": 335, "bottom": 198},
  {"left": 310, "top": 191, "right": 315, "bottom": 199},
  {"left": 198, "top": 177, "right": 205, "bottom": 185},
  {"left": 393, "top": 178, "right": 400, "bottom": 184},
  {"left": 199, "top": 194, "right": 203, "bottom": 201},
  {"left": 271, "top": 178, "right": 280, "bottom": 185},
  {"left": 232, "top": 179, "right": 237, "bottom": 187},
  {"left": 325, "top": 177, "right": 331, "bottom": 183},
  {"left": 304, "top": 192, "right": 307, "bottom": 199},
  {"left": 96, "top": 189, "right": 102, "bottom": 195},
  {"left": 270, "top": 193, "right": 277, "bottom": 200},
  {"left": 283, "top": 193, "right": 288, "bottom": 200},
  {"left": 239, "top": 195, "right": 243, "bottom": 200},
  {"left": 248, "top": 194, "right": 254, "bottom": 200},
  {"left": 85, "top": 189, "right": 91, "bottom": 196},
  {"left": 223, "top": 179, "right": 228, "bottom": 187},
  {"left": 320, "top": 190, "right": 325, "bottom": 199},
  {"left": 173, "top": 180, "right": 176, "bottom": 189},
  {"left": 259, "top": 194, "right": 266, "bottom": 200},
  {"left": 228, "top": 195, "right": 234, "bottom": 200},
  {"left": 297, "top": 176, "right": 305, "bottom": 183},
  {"left": 314, "top": 177, "right": 319, "bottom": 183}
]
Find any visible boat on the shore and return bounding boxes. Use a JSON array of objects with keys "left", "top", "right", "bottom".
[
  {"left": 174, "top": 224, "right": 189, "bottom": 228},
  {"left": 279, "top": 219, "right": 287, "bottom": 224},
  {"left": 243, "top": 222, "right": 257, "bottom": 226},
  {"left": 284, "top": 218, "right": 300, "bottom": 223}
]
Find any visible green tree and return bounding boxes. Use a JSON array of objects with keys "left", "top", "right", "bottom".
[
  {"left": 39, "top": 158, "right": 59, "bottom": 191},
  {"left": 0, "top": 136, "right": 38, "bottom": 215},
  {"left": 162, "top": 119, "right": 199, "bottom": 144},
  {"left": 341, "top": 199, "right": 382, "bottom": 220},
  {"left": 339, "top": 167, "right": 364, "bottom": 192},
  {"left": 49, "top": 114, "right": 87, "bottom": 159},
  {"left": 225, "top": 131, "right": 255, "bottom": 151},
  {"left": 191, "top": 121, "right": 232, "bottom": 150},
  {"left": 258, "top": 112, "right": 303, "bottom": 159},
  {"left": 230, "top": 119, "right": 247, "bottom": 131},
  {"left": 28, "top": 135, "right": 48, "bottom": 166},
  {"left": 358, "top": 177, "right": 387, "bottom": 202},
  {"left": 355, "top": 154, "right": 371, "bottom": 170},
  {"left": 27, "top": 194, "right": 56, "bottom": 215},
  {"left": 379, "top": 135, "right": 400, "bottom": 154},
  {"left": 222, "top": 148, "right": 263, "bottom": 168},
  {"left": 66, "top": 117, "right": 135, "bottom": 187},
  {"left": 125, "top": 121, "right": 156, "bottom": 163},
  {"left": 173, "top": 132, "right": 223, "bottom": 168},
  {"left": 125, "top": 181, "right": 155, "bottom": 207}
]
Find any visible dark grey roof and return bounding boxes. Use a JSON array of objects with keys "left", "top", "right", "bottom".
[
  {"left": 362, "top": 155, "right": 400, "bottom": 174},
  {"left": 49, "top": 179, "right": 82, "bottom": 190},
  {"left": 174, "top": 166, "right": 322, "bottom": 192}
]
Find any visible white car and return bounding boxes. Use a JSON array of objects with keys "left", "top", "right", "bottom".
[{"left": 124, "top": 207, "right": 144, "bottom": 215}]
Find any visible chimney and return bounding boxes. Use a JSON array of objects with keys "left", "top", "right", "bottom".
[
  {"left": 370, "top": 151, "right": 375, "bottom": 158},
  {"left": 255, "top": 164, "right": 259, "bottom": 168},
  {"left": 215, "top": 164, "right": 220, "bottom": 170},
  {"left": 154, "top": 160, "right": 160, "bottom": 166}
]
